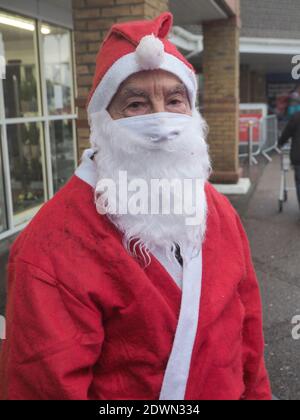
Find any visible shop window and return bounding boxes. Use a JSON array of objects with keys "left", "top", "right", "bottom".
[
  {"left": 6, "top": 122, "right": 46, "bottom": 225},
  {"left": 49, "top": 119, "right": 75, "bottom": 193},
  {"left": 0, "top": 12, "right": 40, "bottom": 118},
  {"left": 0, "top": 10, "right": 76, "bottom": 237},
  {"left": 42, "top": 25, "right": 73, "bottom": 116}
]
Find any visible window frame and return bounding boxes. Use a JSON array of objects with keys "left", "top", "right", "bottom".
[
  {"left": 0, "top": 127, "right": 8, "bottom": 234},
  {"left": 0, "top": 10, "right": 77, "bottom": 241}
]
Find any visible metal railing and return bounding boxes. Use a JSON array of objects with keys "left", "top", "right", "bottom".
[
  {"left": 239, "top": 115, "right": 281, "bottom": 165},
  {"left": 261, "top": 116, "right": 282, "bottom": 161}
]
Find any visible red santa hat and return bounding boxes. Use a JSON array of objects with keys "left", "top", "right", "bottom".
[{"left": 87, "top": 12, "right": 198, "bottom": 115}]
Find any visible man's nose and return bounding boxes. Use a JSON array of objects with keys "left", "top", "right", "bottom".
[{"left": 152, "top": 99, "right": 166, "bottom": 113}]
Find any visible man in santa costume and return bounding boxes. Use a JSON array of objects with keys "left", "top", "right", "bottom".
[{"left": 0, "top": 13, "right": 271, "bottom": 400}]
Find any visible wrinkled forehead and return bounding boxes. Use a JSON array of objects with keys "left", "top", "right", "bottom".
[{"left": 111, "top": 70, "right": 190, "bottom": 103}]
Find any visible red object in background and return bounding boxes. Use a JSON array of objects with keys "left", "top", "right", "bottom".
[{"left": 239, "top": 113, "right": 263, "bottom": 144}]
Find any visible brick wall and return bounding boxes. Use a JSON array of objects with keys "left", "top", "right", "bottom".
[
  {"left": 203, "top": 14, "right": 240, "bottom": 184},
  {"left": 72, "top": 0, "right": 169, "bottom": 157}
]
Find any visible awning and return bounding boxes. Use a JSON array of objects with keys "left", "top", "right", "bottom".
[{"left": 170, "top": 0, "right": 238, "bottom": 25}]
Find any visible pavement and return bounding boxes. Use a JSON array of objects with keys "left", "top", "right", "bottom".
[
  {"left": 0, "top": 153, "right": 299, "bottom": 399},
  {"left": 229, "top": 153, "right": 300, "bottom": 401}
]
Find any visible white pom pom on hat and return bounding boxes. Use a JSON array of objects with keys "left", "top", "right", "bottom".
[{"left": 135, "top": 34, "right": 165, "bottom": 70}]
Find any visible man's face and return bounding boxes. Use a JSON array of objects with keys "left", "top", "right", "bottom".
[
  {"left": 92, "top": 69, "right": 210, "bottom": 261},
  {"left": 107, "top": 69, "right": 192, "bottom": 119}
]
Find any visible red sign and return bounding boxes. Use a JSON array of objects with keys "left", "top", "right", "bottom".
[{"left": 239, "top": 113, "right": 263, "bottom": 143}]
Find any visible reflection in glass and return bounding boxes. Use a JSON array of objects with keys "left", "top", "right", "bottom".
[
  {"left": 0, "top": 12, "right": 40, "bottom": 118},
  {"left": 42, "top": 25, "right": 73, "bottom": 115},
  {"left": 0, "top": 138, "right": 7, "bottom": 233},
  {"left": 7, "top": 123, "right": 45, "bottom": 221},
  {"left": 49, "top": 119, "right": 75, "bottom": 193}
]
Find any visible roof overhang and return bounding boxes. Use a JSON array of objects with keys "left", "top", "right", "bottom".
[
  {"left": 170, "top": 0, "right": 239, "bottom": 25},
  {"left": 169, "top": 28, "right": 300, "bottom": 73},
  {"left": 240, "top": 37, "right": 300, "bottom": 55}
]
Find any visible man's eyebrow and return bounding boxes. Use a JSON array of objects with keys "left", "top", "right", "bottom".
[
  {"left": 166, "top": 84, "right": 188, "bottom": 96},
  {"left": 118, "top": 83, "right": 188, "bottom": 103},
  {"left": 120, "top": 88, "right": 149, "bottom": 100}
]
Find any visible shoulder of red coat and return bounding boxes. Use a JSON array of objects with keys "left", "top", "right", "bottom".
[
  {"left": 9, "top": 175, "right": 109, "bottom": 273},
  {"left": 204, "top": 181, "right": 244, "bottom": 239},
  {"left": 205, "top": 181, "right": 238, "bottom": 218}
]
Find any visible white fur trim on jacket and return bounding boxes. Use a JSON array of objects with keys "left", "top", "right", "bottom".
[{"left": 159, "top": 246, "right": 203, "bottom": 400}]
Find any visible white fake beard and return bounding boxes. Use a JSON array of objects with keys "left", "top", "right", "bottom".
[{"left": 89, "top": 109, "right": 211, "bottom": 266}]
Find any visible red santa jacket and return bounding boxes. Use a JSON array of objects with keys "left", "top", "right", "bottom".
[{"left": 0, "top": 174, "right": 271, "bottom": 400}]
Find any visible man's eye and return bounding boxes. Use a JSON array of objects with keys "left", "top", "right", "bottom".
[
  {"left": 128, "top": 102, "right": 144, "bottom": 109},
  {"left": 169, "top": 99, "right": 183, "bottom": 106}
]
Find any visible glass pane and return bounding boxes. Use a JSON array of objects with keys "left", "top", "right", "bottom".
[
  {"left": 49, "top": 119, "right": 75, "bottom": 193},
  {"left": 0, "top": 11, "right": 40, "bottom": 118},
  {"left": 7, "top": 122, "right": 46, "bottom": 224},
  {"left": 42, "top": 25, "right": 73, "bottom": 115},
  {"left": 0, "top": 132, "right": 8, "bottom": 233}
]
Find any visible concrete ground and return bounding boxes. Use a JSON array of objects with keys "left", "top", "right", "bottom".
[
  {"left": 0, "top": 153, "right": 299, "bottom": 399},
  {"left": 229, "top": 153, "right": 300, "bottom": 401}
]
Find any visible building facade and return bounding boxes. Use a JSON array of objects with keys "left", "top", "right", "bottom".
[
  {"left": 4, "top": 0, "right": 297, "bottom": 245},
  {"left": 73, "top": 0, "right": 241, "bottom": 184},
  {"left": 174, "top": 1, "right": 300, "bottom": 126},
  {"left": 240, "top": 0, "right": 300, "bottom": 126},
  {"left": 0, "top": 0, "right": 241, "bottom": 246}
]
